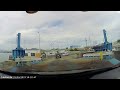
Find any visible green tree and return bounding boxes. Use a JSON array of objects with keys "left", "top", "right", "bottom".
[
  {"left": 74, "top": 48, "right": 79, "bottom": 51},
  {"left": 117, "top": 39, "right": 120, "bottom": 43},
  {"left": 66, "top": 47, "right": 68, "bottom": 49},
  {"left": 70, "top": 48, "right": 74, "bottom": 51}
]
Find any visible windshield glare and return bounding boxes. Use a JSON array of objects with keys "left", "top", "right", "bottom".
[{"left": 0, "top": 11, "right": 120, "bottom": 75}]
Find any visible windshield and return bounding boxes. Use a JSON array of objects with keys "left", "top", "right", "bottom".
[{"left": 0, "top": 11, "right": 120, "bottom": 77}]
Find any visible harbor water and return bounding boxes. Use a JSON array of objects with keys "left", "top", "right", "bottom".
[{"left": 0, "top": 53, "right": 12, "bottom": 62}]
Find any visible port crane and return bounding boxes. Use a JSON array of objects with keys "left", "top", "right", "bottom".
[
  {"left": 103, "top": 29, "right": 112, "bottom": 51},
  {"left": 12, "top": 33, "right": 25, "bottom": 60},
  {"left": 92, "top": 29, "right": 112, "bottom": 52}
]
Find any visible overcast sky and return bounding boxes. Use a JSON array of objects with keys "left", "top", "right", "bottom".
[{"left": 0, "top": 11, "right": 120, "bottom": 50}]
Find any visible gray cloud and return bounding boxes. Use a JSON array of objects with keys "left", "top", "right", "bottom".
[{"left": 0, "top": 11, "right": 120, "bottom": 50}]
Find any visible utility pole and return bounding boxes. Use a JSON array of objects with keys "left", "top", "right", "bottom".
[
  {"left": 89, "top": 36, "right": 91, "bottom": 46},
  {"left": 85, "top": 38, "right": 87, "bottom": 47},
  {"left": 38, "top": 32, "right": 40, "bottom": 53}
]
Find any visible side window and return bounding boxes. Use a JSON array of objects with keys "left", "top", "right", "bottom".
[{"left": 31, "top": 53, "right": 35, "bottom": 56}]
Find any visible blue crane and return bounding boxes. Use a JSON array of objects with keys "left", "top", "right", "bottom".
[
  {"left": 12, "top": 33, "right": 25, "bottom": 60},
  {"left": 103, "top": 29, "right": 108, "bottom": 51},
  {"left": 92, "top": 29, "right": 112, "bottom": 52},
  {"left": 103, "top": 29, "right": 108, "bottom": 45},
  {"left": 103, "top": 29, "right": 112, "bottom": 51}
]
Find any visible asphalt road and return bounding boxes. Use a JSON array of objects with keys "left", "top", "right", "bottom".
[{"left": 91, "top": 67, "right": 120, "bottom": 79}]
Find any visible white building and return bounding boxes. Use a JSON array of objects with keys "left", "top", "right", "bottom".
[{"left": 25, "top": 49, "right": 40, "bottom": 56}]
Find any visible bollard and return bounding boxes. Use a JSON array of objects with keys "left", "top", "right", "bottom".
[{"left": 99, "top": 52, "right": 103, "bottom": 60}]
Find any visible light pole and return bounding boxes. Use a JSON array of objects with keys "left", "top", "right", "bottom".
[
  {"left": 85, "top": 38, "right": 87, "bottom": 47},
  {"left": 38, "top": 32, "right": 40, "bottom": 53}
]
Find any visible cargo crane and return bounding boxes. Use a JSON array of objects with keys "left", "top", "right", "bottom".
[
  {"left": 92, "top": 29, "right": 112, "bottom": 52},
  {"left": 12, "top": 33, "right": 25, "bottom": 60},
  {"left": 103, "top": 29, "right": 112, "bottom": 51}
]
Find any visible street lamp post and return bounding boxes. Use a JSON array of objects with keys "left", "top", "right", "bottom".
[
  {"left": 85, "top": 38, "right": 87, "bottom": 47},
  {"left": 38, "top": 32, "right": 40, "bottom": 53}
]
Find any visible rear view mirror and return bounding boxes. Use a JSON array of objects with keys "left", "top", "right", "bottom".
[{"left": 26, "top": 11, "right": 38, "bottom": 14}]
